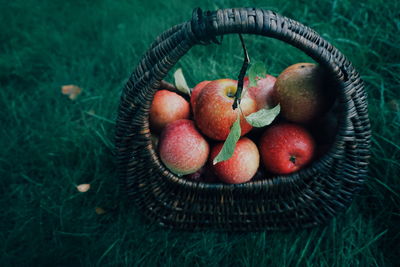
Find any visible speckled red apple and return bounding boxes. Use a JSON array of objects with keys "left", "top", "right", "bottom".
[
  {"left": 194, "top": 79, "right": 257, "bottom": 140},
  {"left": 190, "top": 80, "right": 211, "bottom": 115},
  {"left": 159, "top": 119, "right": 209, "bottom": 175},
  {"left": 210, "top": 137, "right": 260, "bottom": 184},
  {"left": 149, "top": 90, "right": 190, "bottom": 133},
  {"left": 259, "top": 123, "right": 315, "bottom": 175},
  {"left": 244, "top": 74, "right": 277, "bottom": 109},
  {"left": 184, "top": 164, "right": 219, "bottom": 183}
]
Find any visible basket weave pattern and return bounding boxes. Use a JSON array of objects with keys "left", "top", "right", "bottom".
[{"left": 115, "top": 8, "right": 371, "bottom": 231}]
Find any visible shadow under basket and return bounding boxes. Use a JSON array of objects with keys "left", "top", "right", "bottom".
[{"left": 115, "top": 8, "right": 371, "bottom": 231}]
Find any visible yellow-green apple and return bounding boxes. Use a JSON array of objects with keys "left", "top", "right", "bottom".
[
  {"left": 190, "top": 80, "right": 211, "bottom": 114},
  {"left": 259, "top": 123, "right": 315, "bottom": 174},
  {"left": 244, "top": 74, "right": 277, "bottom": 109},
  {"left": 149, "top": 90, "right": 190, "bottom": 133},
  {"left": 159, "top": 119, "right": 209, "bottom": 175},
  {"left": 194, "top": 79, "right": 257, "bottom": 140},
  {"left": 210, "top": 137, "right": 259, "bottom": 184},
  {"left": 274, "top": 63, "right": 334, "bottom": 123}
]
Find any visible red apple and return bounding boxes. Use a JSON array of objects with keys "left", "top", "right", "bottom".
[
  {"left": 210, "top": 137, "right": 260, "bottom": 184},
  {"left": 149, "top": 90, "right": 190, "bottom": 133},
  {"left": 194, "top": 79, "right": 257, "bottom": 140},
  {"left": 190, "top": 80, "right": 211, "bottom": 114},
  {"left": 244, "top": 74, "right": 277, "bottom": 109},
  {"left": 259, "top": 123, "right": 315, "bottom": 174},
  {"left": 159, "top": 119, "right": 209, "bottom": 175},
  {"left": 184, "top": 164, "right": 219, "bottom": 183}
]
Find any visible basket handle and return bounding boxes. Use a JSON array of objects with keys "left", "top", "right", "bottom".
[{"left": 190, "top": 8, "right": 354, "bottom": 81}]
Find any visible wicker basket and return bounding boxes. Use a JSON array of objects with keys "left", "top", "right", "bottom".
[{"left": 115, "top": 8, "right": 371, "bottom": 231}]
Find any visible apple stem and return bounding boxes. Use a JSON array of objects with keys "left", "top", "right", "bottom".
[
  {"left": 290, "top": 155, "right": 296, "bottom": 164},
  {"left": 233, "top": 34, "right": 250, "bottom": 110}
]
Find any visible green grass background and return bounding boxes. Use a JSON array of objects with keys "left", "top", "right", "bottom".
[{"left": 1, "top": 0, "right": 399, "bottom": 266}]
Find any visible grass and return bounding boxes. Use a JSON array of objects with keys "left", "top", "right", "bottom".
[{"left": 1, "top": 0, "right": 399, "bottom": 266}]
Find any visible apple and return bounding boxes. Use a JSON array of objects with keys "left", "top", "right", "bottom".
[
  {"left": 274, "top": 63, "right": 334, "bottom": 123},
  {"left": 194, "top": 79, "right": 257, "bottom": 140},
  {"left": 149, "top": 90, "right": 190, "bottom": 133},
  {"left": 159, "top": 119, "right": 209, "bottom": 175},
  {"left": 244, "top": 74, "right": 277, "bottom": 109},
  {"left": 259, "top": 123, "right": 315, "bottom": 174},
  {"left": 184, "top": 164, "right": 219, "bottom": 183},
  {"left": 190, "top": 80, "right": 211, "bottom": 114},
  {"left": 210, "top": 137, "right": 260, "bottom": 184}
]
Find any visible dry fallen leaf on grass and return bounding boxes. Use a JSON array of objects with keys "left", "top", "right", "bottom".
[
  {"left": 95, "top": 207, "right": 106, "bottom": 215},
  {"left": 61, "top": 85, "right": 82, "bottom": 100},
  {"left": 76, "top": 184, "right": 90, "bottom": 192}
]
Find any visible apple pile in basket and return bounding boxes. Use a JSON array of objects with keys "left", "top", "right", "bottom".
[{"left": 149, "top": 62, "right": 337, "bottom": 184}]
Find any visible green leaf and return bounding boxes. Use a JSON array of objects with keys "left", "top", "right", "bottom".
[
  {"left": 248, "top": 61, "right": 266, "bottom": 87},
  {"left": 245, "top": 104, "right": 281, "bottom": 128},
  {"left": 213, "top": 114, "right": 241, "bottom": 165},
  {"left": 173, "top": 68, "right": 191, "bottom": 96}
]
